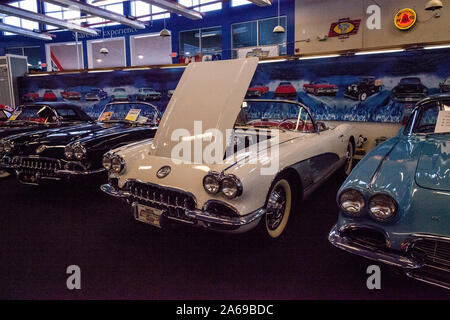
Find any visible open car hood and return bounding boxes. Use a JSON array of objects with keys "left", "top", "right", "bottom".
[
  {"left": 150, "top": 58, "right": 259, "bottom": 159},
  {"left": 415, "top": 137, "right": 450, "bottom": 191}
]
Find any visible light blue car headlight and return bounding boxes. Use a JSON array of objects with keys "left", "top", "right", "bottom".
[
  {"left": 368, "top": 194, "right": 397, "bottom": 222},
  {"left": 339, "top": 189, "right": 365, "bottom": 216}
]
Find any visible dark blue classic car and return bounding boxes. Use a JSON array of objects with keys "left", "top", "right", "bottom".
[
  {"left": 0, "top": 102, "right": 160, "bottom": 185},
  {"left": 329, "top": 93, "right": 450, "bottom": 290}
]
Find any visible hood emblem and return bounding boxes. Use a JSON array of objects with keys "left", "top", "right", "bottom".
[
  {"left": 156, "top": 166, "right": 171, "bottom": 178},
  {"left": 36, "top": 145, "right": 46, "bottom": 154}
]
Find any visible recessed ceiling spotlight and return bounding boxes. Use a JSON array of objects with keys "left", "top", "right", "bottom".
[
  {"left": 138, "top": 54, "right": 144, "bottom": 59},
  {"left": 96, "top": 58, "right": 102, "bottom": 63}
]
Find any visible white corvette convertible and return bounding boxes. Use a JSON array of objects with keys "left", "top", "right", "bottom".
[{"left": 101, "top": 58, "right": 357, "bottom": 238}]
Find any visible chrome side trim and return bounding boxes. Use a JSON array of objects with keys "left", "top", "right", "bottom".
[{"left": 328, "top": 224, "right": 421, "bottom": 269}]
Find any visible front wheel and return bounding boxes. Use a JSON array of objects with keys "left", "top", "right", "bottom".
[{"left": 264, "top": 175, "right": 294, "bottom": 238}]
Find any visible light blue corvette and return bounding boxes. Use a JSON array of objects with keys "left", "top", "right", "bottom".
[{"left": 329, "top": 93, "right": 450, "bottom": 290}]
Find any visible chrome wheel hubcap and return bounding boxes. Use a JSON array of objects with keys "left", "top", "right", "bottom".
[{"left": 266, "top": 186, "right": 287, "bottom": 230}]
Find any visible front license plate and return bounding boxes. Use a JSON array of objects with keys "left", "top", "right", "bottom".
[
  {"left": 405, "top": 97, "right": 413, "bottom": 101},
  {"left": 136, "top": 205, "right": 162, "bottom": 228}
]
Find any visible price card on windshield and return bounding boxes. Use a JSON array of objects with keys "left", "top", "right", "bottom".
[
  {"left": 125, "top": 109, "right": 141, "bottom": 122},
  {"left": 99, "top": 111, "right": 113, "bottom": 121},
  {"left": 434, "top": 111, "right": 450, "bottom": 134},
  {"left": 8, "top": 110, "right": 22, "bottom": 121}
]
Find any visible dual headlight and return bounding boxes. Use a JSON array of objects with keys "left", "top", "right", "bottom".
[
  {"left": 203, "top": 172, "right": 243, "bottom": 199},
  {"left": 102, "top": 153, "right": 125, "bottom": 174},
  {"left": 339, "top": 189, "right": 397, "bottom": 222},
  {"left": 64, "top": 144, "right": 87, "bottom": 160},
  {"left": 0, "top": 140, "right": 14, "bottom": 154}
]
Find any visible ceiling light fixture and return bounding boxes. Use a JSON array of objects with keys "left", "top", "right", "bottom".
[
  {"left": 425, "top": 0, "right": 443, "bottom": 17},
  {"left": 273, "top": 0, "right": 285, "bottom": 33},
  {"left": 160, "top": 18, "right": 171, "bottom": 37}
]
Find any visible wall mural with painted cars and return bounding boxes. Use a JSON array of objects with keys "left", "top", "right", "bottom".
[{"left": 17, "top": 48, "right": 450, "bottom": 123}]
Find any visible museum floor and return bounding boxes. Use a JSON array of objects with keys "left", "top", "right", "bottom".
[{"left": 1, "top": 172, "right": 449, "bottom": 300}]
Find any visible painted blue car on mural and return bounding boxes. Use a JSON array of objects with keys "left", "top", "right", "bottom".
[{"left": 329, "top": 93, "right": 450, "bottom": 290}]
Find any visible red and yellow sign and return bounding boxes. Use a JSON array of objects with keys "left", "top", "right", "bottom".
[
  {"left": 394, "top": 8, "right": 417, "bottom": 30},
  {"left": 328, "top": 18, "right": 361, "bottom": 38}
]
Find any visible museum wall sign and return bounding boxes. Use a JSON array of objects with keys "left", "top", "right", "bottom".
[{"left": 17, "top": 48, "right": 450, "bottom": 123}]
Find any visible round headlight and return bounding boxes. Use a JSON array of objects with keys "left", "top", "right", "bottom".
[
  {"left": 64, "top": 145, "right": 74, "bottom": 159},
  {"left": 203, "top": 173, "right": 220, "bottom": 195},
  {"left": 102, "top": 155, "right": 112, "bottom": 171},
  {"left": 339, "top": 189, "right": 365, "bottom": 215},
  {"left": 73, "top": 145, "right": 86, "bottom": 160},
  {"left": 111, "top": 155, "right": 125, "bottom": 174},
  {"left": 4, "top": 141, "right": 14, "bottom": 154},
  {"left": 369, "top": 194, "right": 397, "bottom": 222},
  {"left": 221, "top": 176, "right": 242, "bottom": 199}
]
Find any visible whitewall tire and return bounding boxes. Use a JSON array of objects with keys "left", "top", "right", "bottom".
[{"left": 265, "top": 177, "right": 293, "bottom": 239}]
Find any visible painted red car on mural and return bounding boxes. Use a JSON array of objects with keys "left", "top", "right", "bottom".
[
  {"left": 274, "top": 81, "right": 297, "bottom": 98},
  {"left": 61, "top": 88, "right": 81, "bottom": 100},
  {"left": 43, "top": 90, "right": 58, "bottom": 102},
  {"left": 246, "top": 83, "right": 269, "bottom": 97},
  {"left": 23, "top": 91, "right": 39, "bottom": 102},
  {"left": 303, "top": 80, "right": 339, "bottom": 96}
]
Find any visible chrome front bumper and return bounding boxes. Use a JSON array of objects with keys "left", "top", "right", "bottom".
[
  {"left": 329, "top": 225, "right": 450, "bottom": 290},
  {"left": 328, "top": 224, "right": 421, "bottom": 269},
  {"left": 101, "top": 183, "right": 264, "bottom": 232}
]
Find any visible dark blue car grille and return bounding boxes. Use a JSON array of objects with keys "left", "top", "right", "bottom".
[{"left": 17, "top": 157, "right": 61, "bottom": 177}]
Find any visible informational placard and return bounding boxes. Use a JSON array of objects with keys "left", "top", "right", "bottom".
[
  {"left": 434, "top": 111, "right": 450, "bottom": 133},
  {"left": 98, "top": 111, "right": 113, "bottom": 122},
  {"left": 125, "top": 109, "right": 141, "bottom": 122},
  {"left": 8, "top": 110, "right": 22, "bottom": 121}
]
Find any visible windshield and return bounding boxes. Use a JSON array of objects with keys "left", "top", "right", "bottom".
[
  {"left": 98, "top": 103, "right": 160, "bottom": 125},
  {"left": 114, "top": 88, "right": 126, "bottom": 92},
  {"left": 412, "top": 99, "right": 450, "bottom": 134},
  {"left": 400, "top": 78, "right": 421, "bottom": 85},
  {"left": 8, "top": 105, "right": 57, "bottom": 123},
  {"left": 236, "top": 101, "right": 315, "bottom": 133},
  {"left": 279, "top": 82, "right": 292, "bottom": 86}
]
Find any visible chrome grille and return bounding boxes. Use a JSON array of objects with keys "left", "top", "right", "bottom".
[
  {"left": 17, "top": 157, "right": 61, "bottom": 177},
  {"left": 128, "top": 180, "right": 197, "bottom": 223},
  {"left": 410, "top": 239, "right": 450, "bottom": 271}
]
